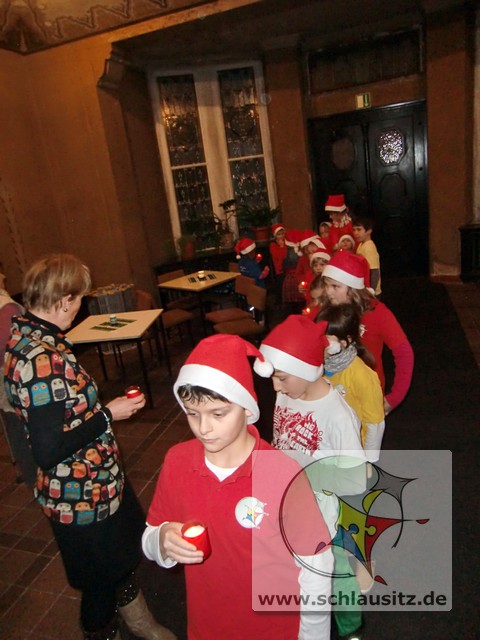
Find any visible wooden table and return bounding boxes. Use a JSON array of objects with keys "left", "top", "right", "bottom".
[
  {"left": 66, "top": 309, "right": 163, "bottom": 408},
  {"left": 158, "top": 270, "right": 239, "bottom": 333}
]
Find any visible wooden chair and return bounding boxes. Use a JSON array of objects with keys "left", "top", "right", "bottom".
[
  {"left": 135, "top": 289, "right": 194, "bottom": 376},
  {"left": 204, "top": 275, "right": 255, "bottom": 325},
  {"left": 212, "top": 283, "right": 268, "bottom": 343},
  {"left": 228, "top": 261, "right": 240, "bottom": 272}
]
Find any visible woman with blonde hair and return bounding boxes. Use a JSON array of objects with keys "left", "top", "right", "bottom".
[{"left": 4, "top": 254, "right": 175, "bottom": 640}]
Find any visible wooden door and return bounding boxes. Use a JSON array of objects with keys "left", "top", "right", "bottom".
[{"left": 308, "top": 102, "right": 428, "bottom": 276}]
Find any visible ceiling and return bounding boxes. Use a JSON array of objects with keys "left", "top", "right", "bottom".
[
  {"left": 121, "top": 0, "right": 428, "bottom": 67},
  {"left": 0, "top": 0, "right": 207, "bottom": 54},
  {"left": 0, "top": 0, "right": 466, "bottom": 57}
]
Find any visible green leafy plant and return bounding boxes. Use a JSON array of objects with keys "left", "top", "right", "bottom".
[
  {"left": 237, "top": 203, "right": 280, "bottom": 229},
  {"left": 214, "top": 199, "right": 237, "bottom": 234}
]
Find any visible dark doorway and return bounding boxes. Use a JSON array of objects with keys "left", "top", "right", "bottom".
[{"left": 308, "top": 101, "right": 428, "bottom": 276}]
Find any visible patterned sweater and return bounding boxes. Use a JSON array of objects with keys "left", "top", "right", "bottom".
[{"left": 4, "top": 312, "right": 124, "bottom": 526}]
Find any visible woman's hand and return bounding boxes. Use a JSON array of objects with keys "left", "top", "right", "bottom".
[
  {"left": 160, "top": 522, "right": 204, "bottom": 565},
  {"left": 106, "top": 393, "right": 146, "bottom": 421}
]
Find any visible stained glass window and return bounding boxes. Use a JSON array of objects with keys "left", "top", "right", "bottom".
[
  {"left": 218, "top": 67, "right": 269, "bottom": 208},
  {"left": 157, "top": 74, "right": 213, "bottom": 240},
  {"left": 377, "top": 128, "right": 405, "bottom": 165},
  {"left": 152, "top": 63, "right": 276, "bottom": 250}
]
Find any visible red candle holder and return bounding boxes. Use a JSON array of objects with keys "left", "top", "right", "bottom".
[
  {"left": 181, "top": 519, "right": 211, "bottom": 560},
  {"left": 125, "top": 385, "right": 142, "bottom": 398},
  {"left": 256, "top": 253, "right": 262, "bottom": 262}
]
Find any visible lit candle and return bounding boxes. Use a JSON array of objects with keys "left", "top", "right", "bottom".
[
  {"left": 197, "top": 270, "right": 206, "bottom": 280},
  {"left": 256, "top": 253, "right": 262, "bottom": 262},
  {"left": 303, "top": 307, "right": 311, "bottom": 316},
  {"left": 181, "top": 520, "right": 211, "bottom": 560},
  {"left": 125, "top": 385, "right": 141, "bottom": 398},
  {"left": 300, "top": 281, "right": 307, "bottom": 288}
]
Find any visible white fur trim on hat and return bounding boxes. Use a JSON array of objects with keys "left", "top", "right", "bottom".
[
  {"left": 240, "top": 241, "right": 255, "bottom": 255},
  {"left": 322, "top": 264, "right": 364, "bottom": 289},
  {"left": 174, "top": 364, "right": 259, "bottom": 423},
  {"left": 300, "top": 234, "right": 324, "bottom": 249},
  {"left": 325, "top": 203, "right": 347, "bottom": 212},
  {"left": 310, "top": 250, "right": 330, "bottom": 264},
  {"left": 338, "top": 234, "right": 355, "bottom": 247},
  {"left": 258, "top": 344, "right": 323, "bottom": 382}
]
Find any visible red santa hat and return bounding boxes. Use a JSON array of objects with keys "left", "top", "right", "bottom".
[
  {"left": 254, "top": 315, "right": 338, "bottom": 381},
  {"left": 300, "top": 231, "right": 327, "bottom": 250},
  {"left": 325, "top": 194, "right": 347, "bottom": 212},
  {"left": 337, "top": 234, "right": 355, "bottom": 248},
  {"left": 235, "top": 237, "right": 256, "bottom": 259},
  {"left": 271, "top": 223, "right": 285, "bottom": 237},
  {"left": 310, "top": 248, "right": 331, "bottom": 264},
  {"left": 322, "top": 251, "right": 370, "bottom": 290},
  {"left": 174, "top": 335, "right": 271, "bottom": 423},
  {"left": 285, "top": 229, "right": 304, "bottom": 255}
]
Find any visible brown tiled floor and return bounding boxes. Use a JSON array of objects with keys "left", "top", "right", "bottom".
[{"left": 0, "top": 281, "right": 478, "bottom": 638}]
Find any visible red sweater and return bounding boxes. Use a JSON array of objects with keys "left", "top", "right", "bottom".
[
  {"left": 146, "top": 426, "right": 328, "bottom": 640},
  {"left": 270, "top": 242, "right": 287, "bottom": 276},
  {"left": 361, "top": 300, "right": 414, "bottom": 409}
]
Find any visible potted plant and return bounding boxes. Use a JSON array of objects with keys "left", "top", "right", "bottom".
[
  {"left": 214, "top": 199, "right": 237, "bottom": 249},
  {"left": 237, "top": 203, "right": 280, "bottom": 242},
  {"left": 177, "top": 212, "right": 200, "bottom": 259}
]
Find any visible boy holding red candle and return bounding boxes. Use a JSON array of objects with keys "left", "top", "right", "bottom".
[
  {"left": 142, "top": 335, "right": 332, "bottom": 640},
  {"left": 235, "top": 237, "right": 269, "bottom": 287}
]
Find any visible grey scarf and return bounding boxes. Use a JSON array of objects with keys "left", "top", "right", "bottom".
[{"left": 324, "top": 343, "right": 357, "bottom": 375}]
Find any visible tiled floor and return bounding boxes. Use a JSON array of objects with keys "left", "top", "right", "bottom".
[{"left": 0, "top": 280, "right": 478, "bottom": 639}]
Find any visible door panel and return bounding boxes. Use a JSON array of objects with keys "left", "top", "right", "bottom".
[{"left": 308, "top": 102, "right": 428, "bottom": 276}]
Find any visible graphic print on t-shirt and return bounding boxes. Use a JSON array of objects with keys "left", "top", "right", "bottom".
[{"left": 272, "top": 406, "right": 323, "bottom": 455}]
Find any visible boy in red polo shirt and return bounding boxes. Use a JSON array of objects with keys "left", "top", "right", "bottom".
[{"left": 142, "top": 335, "right": 332, "bottom": 640}]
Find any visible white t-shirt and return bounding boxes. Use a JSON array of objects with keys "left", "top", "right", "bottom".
[{"left": 272, "top": 383, "right": 364, "bottom": 458}]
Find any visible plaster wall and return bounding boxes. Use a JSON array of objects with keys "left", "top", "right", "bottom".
[
  {"left": 426, "top": 8, "right": 474, "bottom": 276},
  {"left": 0, "top": 36, "right": 133, "bottom": 292},
  {"left": 263, "top": 47, "right": 314, "bottom": 230}
]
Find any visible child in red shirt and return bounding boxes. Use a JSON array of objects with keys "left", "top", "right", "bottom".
[{"left": 142, "top": 335, "right": 331, "bottom": 640}]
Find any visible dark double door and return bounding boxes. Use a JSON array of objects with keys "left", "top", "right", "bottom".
[{"left": 308, "top": 101, "right": 428, "bottom": 276}]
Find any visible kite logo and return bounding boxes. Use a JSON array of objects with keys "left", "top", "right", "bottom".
[
  {"left": 281, "top": 458, "right": 430, "bottom": 586},
  {"left": 236, "top": 496, "right": 269, "bottom": 529}
]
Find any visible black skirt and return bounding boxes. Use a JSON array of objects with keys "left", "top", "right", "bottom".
[{"left": 50, "top": 481, "right": 145, "bottom": 591}]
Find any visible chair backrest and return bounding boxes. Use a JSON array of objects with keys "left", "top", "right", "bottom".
[
  {"left": 234, "top": 274, "right": 255, "bottom": 296},
  {"left": 135, "top": 289, "right": 158, "bottom": 311},
  {"left": 246, "top": 284, "right": 267, "bottom": 312},
  {"left": 156, "top": 269, "right": 185, "bottom": 284},
  {"left": 228, "top": 261, "right": 240, "bottom": 273}
]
